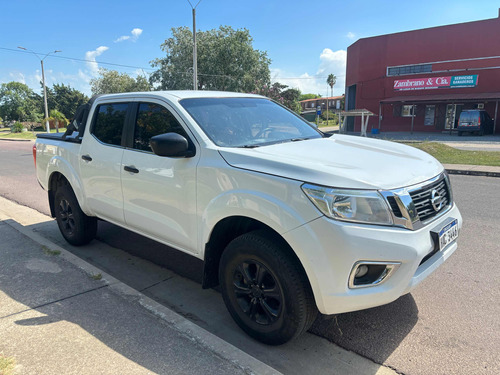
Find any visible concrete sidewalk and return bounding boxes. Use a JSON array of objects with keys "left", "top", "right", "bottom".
[{"left": 0, "top": 214, "right": 279, "bottom": 374}]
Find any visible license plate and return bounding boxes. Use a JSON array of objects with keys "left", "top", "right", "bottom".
[{"left": 438, "top": 219, "right": 458, "bottom": 250}]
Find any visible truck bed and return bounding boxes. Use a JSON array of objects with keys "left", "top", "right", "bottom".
[{"left": 37, "top": 132, "right": 81, "bottom": 143}]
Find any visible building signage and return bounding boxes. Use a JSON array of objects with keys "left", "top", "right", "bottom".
[{"left": 394, "top": 75, "right": 478, "bottom": 91}]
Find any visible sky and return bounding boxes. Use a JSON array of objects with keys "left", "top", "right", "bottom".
[{"left": 1, "top": 0, "right": 498, "bottom": 97}]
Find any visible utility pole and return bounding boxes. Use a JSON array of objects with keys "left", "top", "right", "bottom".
[
  {"left": 187, "top": 0, "right": 203, "bottom": 90},
  {"left": 18, "top": 46, "right": 61, "bottom": 133}
]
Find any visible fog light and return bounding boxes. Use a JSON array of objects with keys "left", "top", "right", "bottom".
[
  {"left": 355, "top": 265, "right": 369, "bottom": 278},
  {"left": 349, "top": 261, "right": 400, "bottom": 289}
]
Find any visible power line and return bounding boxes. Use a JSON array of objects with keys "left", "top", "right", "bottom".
[
  {"left": 0, "top": 46, "right": 156, "bottom": 71},
  {"left": 1, "top": 46, "right": 344, "bottom": 81}
]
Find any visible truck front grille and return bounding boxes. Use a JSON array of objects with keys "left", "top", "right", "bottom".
[
  {"left": 409, "top": 177, "right": 451, "bottom": 222},
  {"left": 382, "top": 173, "right": 453, "bottom": 230}
]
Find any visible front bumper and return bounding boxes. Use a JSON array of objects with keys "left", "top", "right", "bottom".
[{"left": 282, "top": 203, "right": 462, "bottom": 315}]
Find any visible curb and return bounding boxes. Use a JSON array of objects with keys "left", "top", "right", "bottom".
[
  {"left": 445, "top": 168, "right": 500, "bottom": 178},
  {"left": 0, "top": 137, "right": 33, "bottom": 142},
  {"left": 0, "top": 199, "right": 281, "bottom": 375}
]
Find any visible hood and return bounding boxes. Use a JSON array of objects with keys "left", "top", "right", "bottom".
[{"left": 219, "top": 135, "right": 443, "bottom": 190}]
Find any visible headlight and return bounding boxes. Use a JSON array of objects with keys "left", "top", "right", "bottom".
[{"left": 301, "top": 184, "right": 393, "bottom": 225}]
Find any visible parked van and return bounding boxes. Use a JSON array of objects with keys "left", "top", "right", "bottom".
[{"left": 457, "top": 110, "right": 494, "bottom": 136}]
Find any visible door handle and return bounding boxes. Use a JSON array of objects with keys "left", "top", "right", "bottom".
[
  {"left": 81, "top": 154, "right": 92, "bottom": 161},
  {"left": 124, "top": 165, "right": 139, "bottom": 174}
]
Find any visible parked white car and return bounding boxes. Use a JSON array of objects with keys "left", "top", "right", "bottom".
[{"left": 34, "top": 91, "right": 461, "bottom": 344}]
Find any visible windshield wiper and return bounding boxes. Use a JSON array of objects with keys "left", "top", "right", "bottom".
[
  {"left": 239, "top": 144, "right": 260, "bottom": 148},
  {"left": 290, "top": 137, "right": 311, "bottom": 142}
]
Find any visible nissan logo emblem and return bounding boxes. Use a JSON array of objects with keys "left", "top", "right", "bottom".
[{"left": 430, "top": 189, "right": 443, "bottom": 212}]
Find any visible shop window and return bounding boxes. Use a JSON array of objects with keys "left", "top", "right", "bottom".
[
  {"left": 387, "top": 64, "right": 432, "bottom": 77},
  {"left": 424, "top": 106, "right": 435, "bottom": 126},
  {"left": 401, "top": 105, "right": 415, "bottom": 117}
]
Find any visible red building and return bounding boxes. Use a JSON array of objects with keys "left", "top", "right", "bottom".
[{"left": 345, "top": 11, "right": 500, "bottom": 134}]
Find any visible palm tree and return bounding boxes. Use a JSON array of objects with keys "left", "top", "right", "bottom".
[
  {"left": 48, "top": 109, "right": 68, "bottom": 133},
  {"left": 327, "top": 74, "right": 336, "bottom": 98},
  {"left": 326, "top": 74, "right": 337, "bottom": 125}
]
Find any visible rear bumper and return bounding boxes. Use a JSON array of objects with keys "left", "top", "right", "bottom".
[
  {"left": 458, "top": 126, "right": 481, "bottom": 132},
  {"left": 283, "top": 204, "right": 462, "bottom": 315}
]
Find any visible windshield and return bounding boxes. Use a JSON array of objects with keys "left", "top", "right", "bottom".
[{"left": 180, "top": 97, "right": 322, "bottom": 147}]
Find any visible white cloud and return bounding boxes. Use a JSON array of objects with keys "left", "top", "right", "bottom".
[
  {"left": 271, "top": 48, "right": 347, "bottom": 97},
  {"left": 115, "top": 28, "right": 143, "bottom": 43},
  {"left": 9, "top": 72, "right": 26, "bottom": 84},
  {"left": 114, "top": 35, "right": 131, "bottom": 42},
  {"left": 131, "top": 28, "right": 143, "bottom": 39},
  {"left": 85, "top": 46, "right": 109, "bottom": 77},
  {"left": 346, "top": 32, "right": 356, "bottom": 40}
]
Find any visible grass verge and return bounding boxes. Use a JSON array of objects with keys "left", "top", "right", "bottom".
[
  {"left": 402, "top": 142, "right": 500, "bottom": 166},
  {"left": 0, "top": 128, "right": 67, "bottom": 140},
  {"left": 0, "top": 354, "right": 16, "bottom": 375}
]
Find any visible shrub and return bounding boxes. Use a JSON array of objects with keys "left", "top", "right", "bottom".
[{"left": 11, "top": 122, "right": 24, "bottom": 133}]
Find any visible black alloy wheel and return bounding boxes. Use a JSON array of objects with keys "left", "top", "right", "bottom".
[
  {"left": 57, "top": 198, "right": 76, "bottom": 236},
  {"left": 219, "top": 230, "right": 317, "bottom": 345},
  {"left": 54, "top": 184, "right": 97, "bottom": 246},
  {"left": 232, "top": 260, "right": 283, "bottom": 326}
]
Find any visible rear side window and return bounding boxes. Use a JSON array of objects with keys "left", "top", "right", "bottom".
[
  {"left": 92, "top": 103, "right": 129, "bottom": 146},
  {"left": 133, "top": 102, "right": 189, "bottom": 152}
]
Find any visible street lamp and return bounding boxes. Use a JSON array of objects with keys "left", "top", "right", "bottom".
[
  {"left": 187, "top": 0, "right": 202, "bottom": 90},
  {"left": 18, "top": 46, "right": 61, "bottom": 133}
]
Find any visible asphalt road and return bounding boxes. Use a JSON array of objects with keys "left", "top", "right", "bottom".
[{"left": 1, "top": 139, "right": 499, "bottom": 374}]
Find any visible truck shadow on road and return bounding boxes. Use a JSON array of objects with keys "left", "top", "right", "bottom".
[
  {"left": 311, "top": 294, "right": 419, "bottom": 365},
  {"left": 94, "top": 221, "right": 421, "bottom": 371}
]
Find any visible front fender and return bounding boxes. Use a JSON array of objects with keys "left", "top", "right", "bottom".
[{"left": 200, "top": 187, "right": 321, "bottom": 251}]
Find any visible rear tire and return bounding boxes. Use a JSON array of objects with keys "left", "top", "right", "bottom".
[
  {"left": 219, "top": 230, "right": 317, "bottom": 345},
  {"left": 54, "top": 185, "right": 97, "bottom": 246}
]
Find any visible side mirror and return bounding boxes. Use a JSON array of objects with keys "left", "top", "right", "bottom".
[{"left": 150, "top": 133, "right": 194, "bottom": 158}]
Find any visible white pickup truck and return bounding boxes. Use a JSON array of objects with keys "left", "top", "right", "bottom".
[{"left": 34, "top": 91, "right": 461, "bottom": 344}]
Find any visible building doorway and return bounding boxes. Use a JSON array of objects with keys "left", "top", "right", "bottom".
[{"left": 445, "top": 104, "right": 464, "bottom": 129}]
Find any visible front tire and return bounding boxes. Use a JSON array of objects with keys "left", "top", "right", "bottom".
[
  {"left": 54, "top": 185, "right": 97, "bottom": 246},
  {"left": 219, "top": 230, "right": 317, "bottom": 345}
]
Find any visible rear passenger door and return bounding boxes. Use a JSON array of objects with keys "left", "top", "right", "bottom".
[
  {"left": 121, "top": 100, "right": 199, "bottom": 254},
  {"left": 79, "top": 101, "right": 129, "bottom": 223}
]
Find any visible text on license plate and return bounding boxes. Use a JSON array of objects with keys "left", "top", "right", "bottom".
[{"left": 439, "top": 219, "right": 459, "bottom": 250}]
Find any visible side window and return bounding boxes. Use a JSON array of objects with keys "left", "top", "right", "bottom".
[
  {"left": 92, "top": 103, "right": 129, "bottom": 146},
  {"left": 133, "top": 102, "right": 189, "bottom": 152}
]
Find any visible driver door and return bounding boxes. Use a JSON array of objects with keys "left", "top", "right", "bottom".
[{"left": 121, "top": 100, "right": 199, "bottom": 254}]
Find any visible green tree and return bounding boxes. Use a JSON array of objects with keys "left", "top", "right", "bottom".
[
  {"left": 46, "top": 83, "right": 88, "bottom": 119},
  {"left": 252, "top": 82, "right": 302, "bottom": 113},
  {"left": 299, "top": 93, "right": 321, "bottom": 101},
  {"left": 90, "top": 69, "right": 151, "bottom": 95},
  {"left": 150, "top": 26, "right": 271, "bottom": 92},
  {"left": 0, "top": 82, "right": 42, "bottom": 122}
]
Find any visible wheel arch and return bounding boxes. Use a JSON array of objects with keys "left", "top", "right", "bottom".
[
  {"left": 202, "top": 216, "right": 315, "bottom": 304},
  {"left": 47, "top": 170, "right": 87, "bottom": 218}
]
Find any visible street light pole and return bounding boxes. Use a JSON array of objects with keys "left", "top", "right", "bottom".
[
  {"left": 193, "top": 7, "right": 197, "bottom": 90},
  {"left": 187, "top": 0, "right": 202, "bottom": 90},
  {"left": 18, "top": 46, "right": 61, "bottom": 133},
  {"left": 40, "top": 60, "right": 49, "bottom": 133}
]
